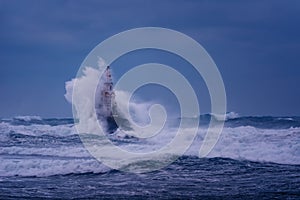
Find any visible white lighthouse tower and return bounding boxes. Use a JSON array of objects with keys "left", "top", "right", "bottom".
[
  {"left": 96, "top": 66, "right": 118, "bottom": 133},
  {"left": 96, "top": 65, "right": 134, "bottom": 133},
  {"left": 99, "top": 66, "right": 115, "bottom": 118}
]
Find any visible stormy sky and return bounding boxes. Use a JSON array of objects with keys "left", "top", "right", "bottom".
[{"left": 0, "top": 0, "right": 299, "bottom": 117}]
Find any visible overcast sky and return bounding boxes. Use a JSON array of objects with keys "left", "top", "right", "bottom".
[{"left": 0, "top": 0, "right": 299, "bottom": 118}]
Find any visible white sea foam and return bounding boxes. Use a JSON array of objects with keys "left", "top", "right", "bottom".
[
  {"left": 0, "top": 156, "right": 110, "bottom": 177},
  {"left": 2, "top": 121, "right": 299, "bottom": 166},
  {"left": 62, "top": 57, "right": 300, "bottom": 170},
  {"left": 0, "top": 146, "right": 90, "bottom": 158},
  {"left": 187, "top": 126, "right": 300, "bottom": 165},
  {"left": 0, "top": 122, "right": 299, "bottom": 177},
  {"left": 0, "top": 122, "right": 76, "bottom": 137},
  {"left": 0, "top": 69, "right": 298, "bottom": 177},
  {"left": 212, "top": 112, "right": 239, "bottom": 121},
  {"left": 13, "top": 115, "right": 43, "bottom": 121}
]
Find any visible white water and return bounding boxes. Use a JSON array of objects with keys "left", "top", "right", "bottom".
[
  {"left": 0, "top": 58, "right": 299, "bottom": 176},
  {"left": 0, "top": 119, "right": 299, "bottom": 177}
]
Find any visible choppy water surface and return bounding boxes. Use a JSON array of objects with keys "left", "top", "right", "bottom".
[{"left": 0, "top": 115, "right": 299, "bottom": 199}]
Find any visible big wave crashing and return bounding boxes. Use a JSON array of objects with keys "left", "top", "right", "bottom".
[
  {"left": 0, "top": 116, "right": 299, "bottom": 177},
  {"left": 1, "top": 58, "right": 298, "bottom": 177}
]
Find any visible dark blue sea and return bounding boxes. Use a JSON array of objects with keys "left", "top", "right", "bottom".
[{"left": 0, "top": 115, "right": 299, "bottom": 199}]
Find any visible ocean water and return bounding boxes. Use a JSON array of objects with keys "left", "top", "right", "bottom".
[{"left": 0, "top": 115, "right": 299, "bottom": 199}]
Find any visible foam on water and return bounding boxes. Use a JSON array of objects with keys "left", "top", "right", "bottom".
[
  {"left": 0, "top": 121, "right": 76, "bottom": 138},
  {"left": 13, "top": 115, "right": 43, "bottom": 122},
  {"left": 212, "top": 112, "right": 239, "bottom": 121},
  {"left": 189, "top": 126, "right": 300, "bottom": 165},
  {"left": 0, "top": 156, "right": 110, "bottom": 177},
  {"left": 0, "top": 58, "right": 298, "bottom": 177},
  {"left": 0, "top": 118, "right": 299, "bottom": 177}
]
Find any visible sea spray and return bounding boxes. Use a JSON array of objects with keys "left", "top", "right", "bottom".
[{"left": 65, "top": 57, "right": 165, "bottom": 136}]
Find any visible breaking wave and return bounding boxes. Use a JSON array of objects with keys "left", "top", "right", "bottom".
[
  {"left": 0, "top": 117, "right": 299, "bottom": 177},
  {"left": 0, "top": 58, "right": 298, "bottom": 176}
]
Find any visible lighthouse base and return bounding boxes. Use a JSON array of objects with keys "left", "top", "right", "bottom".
[{"left": 105, "top": 116, "right": 119, "bottom": 134}]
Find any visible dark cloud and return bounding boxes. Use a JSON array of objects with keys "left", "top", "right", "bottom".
[{"left": 0, "top": 0, "right": 299, "bottom": 117}]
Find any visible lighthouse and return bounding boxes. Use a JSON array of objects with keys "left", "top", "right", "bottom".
[
  {"left": 97, "top": 66, "right": 118, "bottom": 133},
  {"left": 100, "top": 66, "right": 115, "bottom": 117}
]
